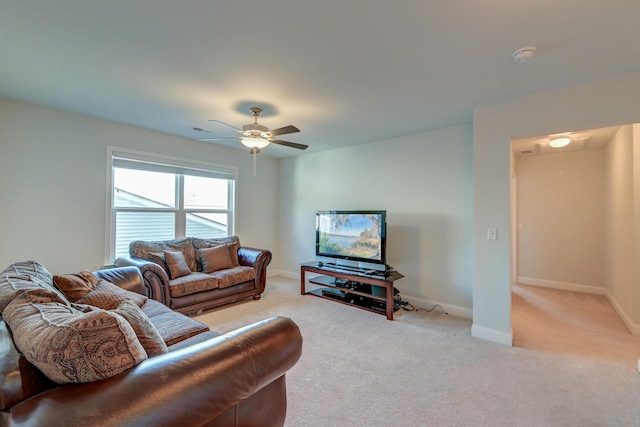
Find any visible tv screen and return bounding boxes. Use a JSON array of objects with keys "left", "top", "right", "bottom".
[{"left": 315, "top": 210, "right": 386, "bottom": 265}]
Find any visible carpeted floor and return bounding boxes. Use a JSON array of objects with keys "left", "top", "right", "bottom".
[
  {"left": 512, "top": 284, "right": 640, "bottom": 368},
  {"left": 196, "top": 277, "right": 640, "bottom": 426}
]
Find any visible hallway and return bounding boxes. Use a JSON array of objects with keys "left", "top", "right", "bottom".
[{"left": 512, "top": 284, "right": 640, "bottom": 368}]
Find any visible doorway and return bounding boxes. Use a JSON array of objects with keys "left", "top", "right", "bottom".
[{"left": 509, "top": 124, "right": 640, "bottom": 367}]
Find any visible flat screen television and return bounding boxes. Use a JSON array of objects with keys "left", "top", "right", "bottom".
[{"left": 315, "top": 210, "right": 387, "bottom": 266}]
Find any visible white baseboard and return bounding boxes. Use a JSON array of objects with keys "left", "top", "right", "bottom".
[
  {"left": 400, "top": 294, "right": 472, "bottom": 319},
  {"left": 268, "top": 269, "right": 297, "bottom": 280},
  {"left": 604, "top": 290, "right": 640, "bottom": 336},
  {"left": 516, "top": 276, "right": 605, "bottom": 295},
  {"left": 471, "top": 324, "right": 513, "bottom": 346}
]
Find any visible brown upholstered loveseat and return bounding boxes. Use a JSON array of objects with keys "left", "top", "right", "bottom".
[
  {"left": 115, "top": 236, "right": 272, "bottom": 314},
  {"left": 0, "top": 261, "right": 302, "bottom": 426}
]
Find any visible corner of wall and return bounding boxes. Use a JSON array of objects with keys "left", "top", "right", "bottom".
[{"left": 471, "top": 324, "right": 513, "bottom": 346}]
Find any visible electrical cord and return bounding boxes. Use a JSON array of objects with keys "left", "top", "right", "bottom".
[{"left": 394, "top": 295, "right": 448, "bottom": 315}]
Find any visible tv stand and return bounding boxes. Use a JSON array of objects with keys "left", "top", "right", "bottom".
[{"left": 300, "top": 262, "right": 404, "bottom": 320}]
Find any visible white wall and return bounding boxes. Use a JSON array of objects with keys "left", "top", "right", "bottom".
[
  {"left": 0, "top": 97, "right": 279, "bottom": 273},
  {"left": 604, "top": 126, "right": 634, "bottom": 318},
  {"left": 473, "top": 70, "right": 640, "bottom": 344},
  {"left": 602, "top": 123, "right": 640, "bottom": 331},
  {"left": 278, "top": 124, "right": 474, "bottom": 317},
  {"left": 516, "top": 148, "right": 605, "bottom": 291},
  {"left": 634, "top": 124, "right": 640, "bottom": 325}
]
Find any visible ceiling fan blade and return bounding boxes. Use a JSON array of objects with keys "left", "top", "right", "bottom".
[
  {"left": 266, "top": 125, "right": 300, "bottom": 137},
  {"left": 208, "top": 120, "right": 243, "bottom": 133},
  {"left": 268, "top": 138, "right": 308, "bottom": 150}
]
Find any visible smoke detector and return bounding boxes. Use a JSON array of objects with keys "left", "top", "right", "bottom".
[{"left": 512, "top": 46, "right": 536, "bottom": 63}]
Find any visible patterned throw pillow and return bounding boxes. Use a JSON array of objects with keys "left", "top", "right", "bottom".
[
  {"left": 129, "top": 238, "right": 197, "bottom": 272},
  {"left": 53, "top": 270, "right": 100, "bottom": 301},
  {"left": 0, "top": 260, "right": 69, "bottom": 311},
  {"left": 3, "top": 289, "right": 146, "bottom": 384},
  {"left": 111, "top": 300, "right": 168, "bottom": 357},
  {"left": 164, "top": 250, "right": 192, "bottom": 279},
  {"left": 198, "top": 245, "right": 234, "bottom": 273},
  {"left": 75, "top": 279, "right": 147, "bottom": 310},
  {"left": 192, "top": 237, "right": 241, "bottom": 269}
]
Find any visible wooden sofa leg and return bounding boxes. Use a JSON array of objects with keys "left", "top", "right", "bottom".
[{"left": 253, "top": 295, "right": 261, "bottom": 300}]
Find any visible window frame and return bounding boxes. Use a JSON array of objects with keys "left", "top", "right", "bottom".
[{"left": 105, "top": 146, "right": 237, "bottom": 264}]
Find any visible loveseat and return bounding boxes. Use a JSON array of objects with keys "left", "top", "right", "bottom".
[
  {"left": 0, "top": 260, "right": 302, "bottom": 427},
  {"left": 115, "top": 236, "right": 272, "bottom": 314}
]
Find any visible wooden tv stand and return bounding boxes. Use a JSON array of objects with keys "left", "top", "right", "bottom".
[{"left": 300, "top": 262, "right": 404, "bottom": 320}]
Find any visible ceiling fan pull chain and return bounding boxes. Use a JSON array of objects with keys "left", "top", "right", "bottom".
[
  {"left": 251, "top": 147, "right": 258, "bottom": 176},
  {"left": 253, "top": 151, "right": 257, "bottom": 175}
]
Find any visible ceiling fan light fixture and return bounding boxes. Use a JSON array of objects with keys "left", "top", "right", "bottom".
[
  {"left": 549, "top": 137, "right": 571, "bottom": 148},
  {"left": 202, "top": 106, "right": 306, "bottom": 176},
  {"left": 242, "top": 123, "right": 269, "bottom": 133},
  {"left": 241, "top": 137, "right": 270, "bottom": 149}
]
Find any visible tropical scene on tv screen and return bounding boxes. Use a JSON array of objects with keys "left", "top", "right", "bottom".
[{"left": 318, "top": 213, "right": 382, "bottom": 261}]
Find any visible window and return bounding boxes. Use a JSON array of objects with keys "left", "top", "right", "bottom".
[{"left": 107, "top": 148, "right": 236, "bottom": 262}]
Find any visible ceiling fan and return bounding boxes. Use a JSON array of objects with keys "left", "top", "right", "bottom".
[{"left": 198, "top": 107, "right": 308, "bottom": 154}]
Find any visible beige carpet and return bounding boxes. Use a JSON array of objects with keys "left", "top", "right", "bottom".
[
  {"left": 512, "top": 284, "right": 640, "bottom": 368},
  {"left": 197, "top": 277, "right": 640, "bottom": 426}
]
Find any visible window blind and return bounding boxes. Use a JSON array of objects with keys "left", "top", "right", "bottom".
[{"left": 112, "top": 151, "right": 236, "bottom": 181}]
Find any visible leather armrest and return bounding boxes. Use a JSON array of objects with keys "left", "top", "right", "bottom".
[
  {"left": 7, "top": 316, "right": 302, "bottom": 427},
  {"left": 114, "top": 257, "right": 171, "bottom": 304},
  {"left": 93, "top": 266, "right": 145, "bottom": 295},
  {"left": 237, "top": 247, "right": 267, "bottom": 267},
  {"left": 238, "top": 247, "right": 272, "bottom": 294}
]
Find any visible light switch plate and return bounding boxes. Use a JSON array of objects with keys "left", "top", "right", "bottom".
[{"left": 487, "top": 228, "right": 498, "bottom": 240}]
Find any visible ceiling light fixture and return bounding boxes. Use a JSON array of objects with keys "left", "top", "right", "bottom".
[
  {"left": 512, "top": 46, "right": 536, "bottom": 63},
  {"left": 549, "top": 137, "right": 571, "bottom": 148},
  {"left": 241, "top": 137, "right": 270, "bottom": 176},
  {"left": 240, "top": 136, "right": 270, "bottom": 149}
]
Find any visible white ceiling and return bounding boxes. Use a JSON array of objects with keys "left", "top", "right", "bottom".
[{"left": 2, "top": 1, "right": 640, "bottom": 158}]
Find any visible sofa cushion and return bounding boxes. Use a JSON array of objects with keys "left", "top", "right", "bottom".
[
  {"left": 74, "top": 279, "right": 147, "bottom": 310},
  {"left": 3, "top": 289, "right": 146, "bottom": 384},
  {"left": 112, "top": 300, "right": 168, "bottom": 357},
  {"left": 192, "top": 236, "right": 240, "bottom": 269},
  {"left": 164, "top": 250, "right": 192, "bottom": 279},
  {"left": 168, "top": 272, "right": 219, "bottom": 298},
  {"left": 199, "top": 245, "right": 233, "bottom": 273},
  {"left": 0, "top": 260, "right": 69, "bottom": 311},
  {"left": 129, "top": 238, "right": 197, "bottom": 272},
  {"left": 140, "top": 299, "right": 209, "bottom": 346},
  {"left": 53, "top": 270, "right": 100, "bottom": 301},
  {"left": 209, "top": 266, "right": 256, "bottom": 289}
]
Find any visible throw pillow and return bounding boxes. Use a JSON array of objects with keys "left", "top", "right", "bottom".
[
  {"left": 3, "top": 288, "right": 146, "bottom": 384},
  {"left": 75, "top": 279, "right": 147, "bottom": 310},
  {"left": 226, "top": 242, "right": 240, "bottom": 266},
  {"left": 192, "top": 237, "right": 240, "bottom": 268},
  {"left": 147, "top": 251, "right": 169, "bottom": 275},
  {"left": 198, "top": 245, "right": 233, "bottom": 273},
  {"left": 164, "top": 250, "right": 191, "bottom": 279},
  {"left": 0, "top": 260, "right": 70, "bottom": 310},
  {"left": 129, "top": 238, "right": 197, "bottom": 272},
  {"left": 53, "top": 270, "right": 100, "bottom": 301},
  {"left": 111, "top": 300, "right": 168, "bottom": 357}
]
